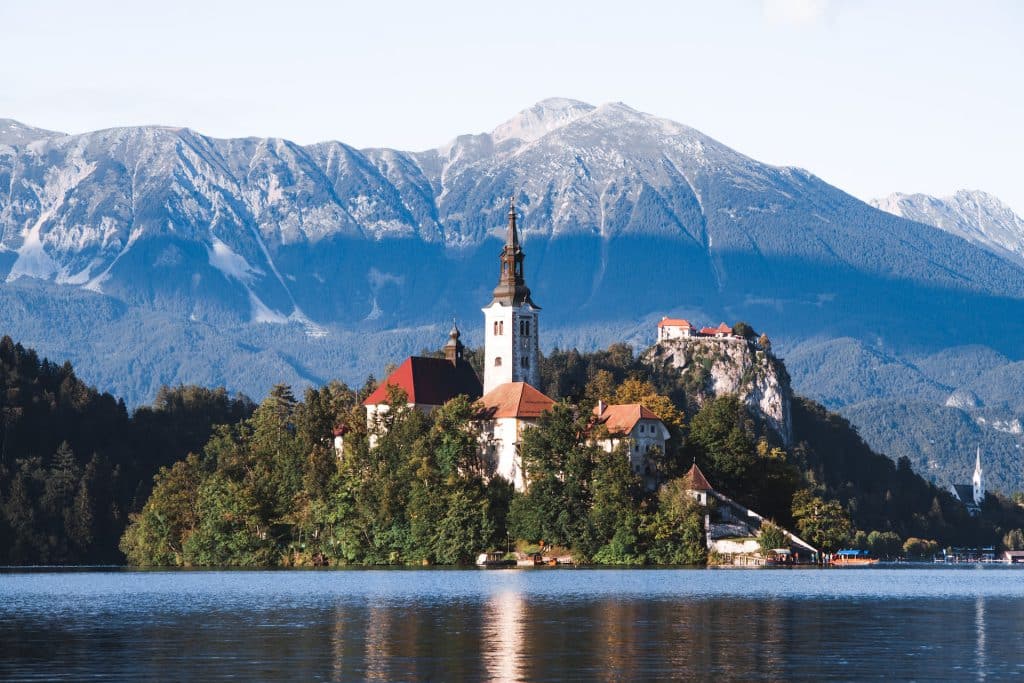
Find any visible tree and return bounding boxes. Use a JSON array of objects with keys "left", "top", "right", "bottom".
[
  {"left": 642, "top": 478, "right": 706, "bottom": 565},
  {"left": 791, "top": 489, "right": 851, "bottom": 553},
  {"left": 1003, "top": 528, "right": 1024, "bottom": 551},
  {"left": 687, "top": 396, "right": 757, "bottom": 497},
  {"left": 757, "top": 521, "right": 788, "bottom": 556},
  {"left": 732, "top": 322, "right": 756, "bottom": 340},
  {"left": 902, "top": 537, "right": 940, "bottom": 559},
  {"left": 867, "top": 530, "right": 903, "bottom": 558}
]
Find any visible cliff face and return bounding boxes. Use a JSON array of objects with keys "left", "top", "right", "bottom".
[{"left": 646, "top": 336, "right": 793, "bottom": 446}]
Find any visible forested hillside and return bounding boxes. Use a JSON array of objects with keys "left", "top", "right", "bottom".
[{"left": 0, "top": 336, "right": 253, "bottom": 564}]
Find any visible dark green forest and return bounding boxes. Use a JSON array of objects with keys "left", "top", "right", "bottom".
[
  {"left": 2, "top": 335, "right": 1022, "bottom": 566},
  {"left": 0, "top": 336, "right": 253, "bottom": 564}
]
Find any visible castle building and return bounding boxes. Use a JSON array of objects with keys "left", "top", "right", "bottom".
[
  {"left": 482, "top": 198, "right": 541, "bottom": 395},
  {"left": 657, "top": 317, "right": 696, "bottom": 341},
  {"left": 950, "top": 447, "right": 985, "bottom": 517}
]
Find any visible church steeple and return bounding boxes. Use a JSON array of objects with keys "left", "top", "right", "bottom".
[
  {"left": 492, "top": 196, "right": 538, "bottom": 307},
  {"left": 973, "top": 446, "right": 985, "bottom": 504}
]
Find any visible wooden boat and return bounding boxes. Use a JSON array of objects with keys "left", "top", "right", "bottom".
[{"left": 832, "top": 549, "right": 880, "bottom": 566}]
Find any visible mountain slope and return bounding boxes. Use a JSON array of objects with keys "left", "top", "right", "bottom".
[
  {"left": 2, "top": 102, "right": 1024, "bottom": 503},
  {"left": 871, "top": 189, "right": 1024, "bottom": 266}
]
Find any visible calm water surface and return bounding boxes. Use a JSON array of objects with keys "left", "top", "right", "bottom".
[{"left": 2, "top": 567, "right": 1024, "bottom": 681}]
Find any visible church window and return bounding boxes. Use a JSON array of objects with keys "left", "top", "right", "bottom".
[
  {"left": 521, "top": 356, "right": 529, "bottom": 369},
  {"left": 495, "top": 357, "right": 502, "bottom": 367},
  {"left": 493, "top": 321, "right": 498, "bottom": 336},
  {"left": 499, "top": 321, "right": 504, "bottom": 334}
]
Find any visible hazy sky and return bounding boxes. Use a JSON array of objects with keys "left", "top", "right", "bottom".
[{"left": 2, "top": 0, "right": 1022, "bottom": 213}]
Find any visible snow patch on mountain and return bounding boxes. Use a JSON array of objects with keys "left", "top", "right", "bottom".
[{"left": 208, "top": 237, "right": 262, "bottom": 285}]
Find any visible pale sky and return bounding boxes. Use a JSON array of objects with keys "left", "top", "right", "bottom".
[{"left": 2, "top": 0, "right": 1022, "bottom": 213}]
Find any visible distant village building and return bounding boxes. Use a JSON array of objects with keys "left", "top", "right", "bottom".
[
  {"left": 950, "top": 447, "right": 985, "bottom": 517},
  {"left": 683, "top": 462, "right": 818, "bottom": 561},
  {"left": 476, "top": 382, "right": 556, "bottom": 491},
  {"left": 591, "top": 401, "right": 669, "bottom": 489},
  {"left": 657, "top": 317, "right": 696, "bottom": 341}
]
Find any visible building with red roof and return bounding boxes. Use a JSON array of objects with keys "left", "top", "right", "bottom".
[
  {"left": 363, "top": 326, "right": 482, "bottom": 439},
  {"left": 698, "top": 322, "right": 734, "bottom": 338},
  {"left": 592, "top": 401, "right": 670, "bottom": 489},
  {"left": 476, "top": 382, "right": 556, "bottom": 491},
  {"left": 657, "top": 317, "right": 696, "bottom": 341}
]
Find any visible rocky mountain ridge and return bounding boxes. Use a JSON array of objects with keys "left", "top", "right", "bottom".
[{"left": 2, "top": 101, "right": 1024, "bottom": 493}]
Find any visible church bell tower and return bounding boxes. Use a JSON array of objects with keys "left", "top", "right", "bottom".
[
  {"left": 973, "top": 447, "right": 985, "bottom": 506},
  {"left": 482, "top": 196, "right": 541, "bottom": 394}
]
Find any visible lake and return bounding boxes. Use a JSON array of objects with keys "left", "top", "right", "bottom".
[{"left": 2, "top": 566, "right": 1024, "bottom": 681}]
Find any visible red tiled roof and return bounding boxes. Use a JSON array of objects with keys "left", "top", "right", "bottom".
[
  {"left": 477, "top": 382, "right": 555, "bottom": 419},
  {"left": 363, "top": 356, "right": 482, "bottom": 407},
  {"left": 685, "top": 463, "right": 713, "bottom": 491},
  {"left": 658, "top": 317, "right": 694, "bottom": 329},
  {"left": 700, "top": 322, "right": 733, "bottom": 336},
  {"left": 592, "top": 403, "right": 662, "bottom": 436}
]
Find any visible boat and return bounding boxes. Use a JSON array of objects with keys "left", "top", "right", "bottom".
[
  {"left": 475, "top": 552, "right": 515, "bottom": 567},
  {"left": 832, "top": 549, "right": 880, "bottom": 566}
]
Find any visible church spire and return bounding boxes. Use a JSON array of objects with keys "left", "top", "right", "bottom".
[
  {"left": 973, "top": 446, "right": 985, "bottom": 504},
  {"left": 491, "top": 194, "right": 538, "bottom": 307}
]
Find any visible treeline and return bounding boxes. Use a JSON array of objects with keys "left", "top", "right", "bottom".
[
  {"left": 0, "top": 336, "right": 253, "bottom": 564},
  {"left": 121, "top": 381, "right": 707, "bottom": 566},
  {"left": 6, "top": 335, "right": 1023, "bottom": 566}
]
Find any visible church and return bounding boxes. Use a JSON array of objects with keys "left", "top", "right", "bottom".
[
  {"left": 362, "top": 198, "right": 670, "bottom": 491},
  {"left": 950, "top": 448, "right": 985, "bottom": 517}
]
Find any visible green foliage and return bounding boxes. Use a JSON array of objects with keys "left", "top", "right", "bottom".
[
  {"left": 902, "top": 537, "right": 940, "bottom": 559},
  {"left": 642, "top": 479, "right": 706, "bottom": 565},
  {"left": 757, "top": 520, "right": 788, "bottom": 555},
  {"left": 791, "top": 489, "right": 852, "bottom": 552},
  {"left": 867, "top": 530, "right": 903, "bottom": 558}
]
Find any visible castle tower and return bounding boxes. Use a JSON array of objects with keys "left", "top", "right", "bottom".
[
  {"left": 973, "top": 446, "right": 985, "bottom": 505},
  {"left": 482, "top": 197, "right": 541, "bottom": 394}
]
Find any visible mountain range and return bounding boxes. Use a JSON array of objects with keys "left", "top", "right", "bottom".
[{"left": 2, "top": 99, "right": 1023, "bottom": 491}]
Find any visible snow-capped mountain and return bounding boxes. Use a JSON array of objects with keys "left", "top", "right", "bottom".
[
  {"left": 871, "top": 190, "right": 1024, "bottom": 266},
  {"left": 2, "top": 100, "right": 1024, "bottom": 408}
]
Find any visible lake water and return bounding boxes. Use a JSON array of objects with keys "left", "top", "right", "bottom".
[{"left": 2, "top": 566, "right": 1024, "bottom": 681}]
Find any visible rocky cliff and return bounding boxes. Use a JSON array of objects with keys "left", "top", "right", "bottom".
[{"left": 646, "top": 335, "right": 793, "bottom": 446}]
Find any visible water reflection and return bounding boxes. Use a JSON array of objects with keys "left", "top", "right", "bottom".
[
  {"left": 976, "top": 595, "right": 986, "bottom": 682},
  {"left": 3, "top": 569, "right": 1024, "bottom": 681},
  {"left": 483, "top": 590, "right": 525, "bottom": 682}
]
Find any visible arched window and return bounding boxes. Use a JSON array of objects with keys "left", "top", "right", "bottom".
[
  {"left": 521, "top": 356, "right": 529, "bottom": 369},
  {"left": 495, "top": 357, "right": 502, "bottom": 367},
  {"left": 493, "top": 321, "right": 498, "bottom": 336},
  {"left": 498, "top": 321, "right": 504, "bottom": 334}
]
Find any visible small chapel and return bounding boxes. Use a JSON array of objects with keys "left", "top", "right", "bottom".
[{"left": 362, "top": 198, "right": 670, "bottom": 491}]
